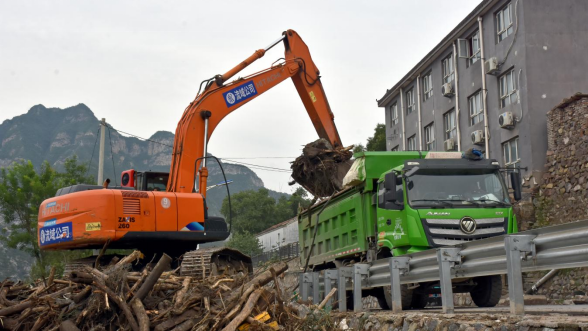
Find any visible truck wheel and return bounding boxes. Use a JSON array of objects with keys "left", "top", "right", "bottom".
[
  {"left": 410, "top": 292, "right": 428, "bottom": 309},
  {"left": 382, "top": 285, "right": 413, "bottom": 310},
  {"left": 470, "top": 275, "right": 502, "bottom": 307}
]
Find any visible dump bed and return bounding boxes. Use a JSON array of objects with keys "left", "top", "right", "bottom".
[{"left": 299, "top": 151, "right": 427, "bottom": 267}]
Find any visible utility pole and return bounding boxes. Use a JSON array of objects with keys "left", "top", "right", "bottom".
[{"left": 97, "top": 118, "right": 106, "bottom": 185}]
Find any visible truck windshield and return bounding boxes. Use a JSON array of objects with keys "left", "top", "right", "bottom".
[{"left": 406, "top": 170, "right": 510, "bottom": 208}]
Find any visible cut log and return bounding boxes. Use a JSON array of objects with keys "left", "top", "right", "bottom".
[
  {"left": 221, "top": 288, "right": 264, "bottom": 331},
  {"left": 132, "top": 254, "right": 172, "bottom": 302},
  {"left": 131, "top": 298, "right": 150, "bottom": 331}
]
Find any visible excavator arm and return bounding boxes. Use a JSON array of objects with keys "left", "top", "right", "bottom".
[{"left": 168, "top": 29, "right": 342, "bottom": 194}]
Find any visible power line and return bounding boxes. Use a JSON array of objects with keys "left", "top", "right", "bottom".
[
  {"left": 106, "top": 125, "right": 173, "bottom": 148},
  {"left": 220, "top": 159, "right": 291, "bottom": 172},
  {"left": 102, "top": 122, "right": 294, "bottom": 173}
]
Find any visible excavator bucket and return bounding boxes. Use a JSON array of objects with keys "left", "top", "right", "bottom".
[{"left": 290, "top": 139, "right": 353, "bottom": 197}]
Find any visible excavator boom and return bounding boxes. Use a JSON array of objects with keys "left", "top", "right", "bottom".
[{"left": 168, "top": 29, "right": 342, "bottom": 195}]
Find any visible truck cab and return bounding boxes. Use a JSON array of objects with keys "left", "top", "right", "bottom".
[{"left": 377, "top": 156, "right": 518, "bottom": 256}]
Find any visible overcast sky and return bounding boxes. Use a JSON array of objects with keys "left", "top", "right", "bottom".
[{"left": 0, "top": 0, "right": 481, "bottom": 194}]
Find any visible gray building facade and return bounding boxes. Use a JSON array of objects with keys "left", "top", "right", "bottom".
[{"left": 377, "top": 0, "right": 588, "bottom": 187}]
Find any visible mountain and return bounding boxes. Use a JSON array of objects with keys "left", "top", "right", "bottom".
[{"left": 0, "top": 103, "right": 288, "bottom": 216}]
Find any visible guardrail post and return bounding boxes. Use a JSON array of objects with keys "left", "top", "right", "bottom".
[
  {"left": 324, "top": 269, "right": 338, "bottom": 310},
  {"left": 436, "top": 247, "right": 461, "bottom": 314},
  {"left": 312, "top": 272, "right": 321, "bottom": 304},
  {"left": 337, "top": 267, "right": 352, "bottom": 312},
  {"left": 505, "top": 235, "right": 535, "bottom": 316},
  {"left": 389, "top": 256, "right": 410, "bottom": 313},
  {"left": 301, "top": 272, "right": 313, "bottom": 302},
  {"left": 353, "top": 264, "right": 370, "bottom": 312}
]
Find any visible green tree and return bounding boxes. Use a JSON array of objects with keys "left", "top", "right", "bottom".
[
  {"left": 221, "top": 188, "right": 277, "bottom": 234},
  {"left": 225, "top": 231, "right": 263, "bottom": 256},
  {"left": 353, "top": 143, "right": 366, "bottom": 154},
  {"left": 366, "top": 123, "right": 386, "bottom": 151},
  {"left": 0, "top": 156, "right": 93, "bottom": 279},
  {"left": 221, "top": 187, "right": 311, "bottom": 235}
]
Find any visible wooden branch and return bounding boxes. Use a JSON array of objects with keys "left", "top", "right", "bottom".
[
  {"left": 173, "top": 277, "right": 191, "bottom": 311},
  {"left": 0, "top": 300, "right": 34, "bottom": 316},
  {"left": 59, "top": 320, "right": 81, "bottom": 331},
  {"left": 225, "top": 262, "right": 287, "bottom": 308},
  {"left": 131, "top": 299, "right": 150, "bottom": 331},
  {"left": 114, "top": 250, "right": 141, "bottom": 269},
  {"left": 170, "top": 319, "right": 196, "bottom": 331},
  {"left": 153, "top": 309, "right": 197, "bottom": 331},
  {"left": 221, "top": 288, "right": 264, "bottom": 331},
  {"left": 132, "top": 254, "right": 171, "bottom": 302},
  {"left": 93, "top": 280, "right": 139, "bottom": 331},
  {"left": 30, "top": 314, "right": 49, "bottom": 331},
  {"left": 126, "top": 268, "right": 148, "bottom": 301},
  {"left": 47, "top": 267, "right": 56, "bottom": 287},
  {"left": 317, "top": 287, "right": 337, "bottom": 310},
  {"left": 94, "top": 238, "right": 111, "bottom": 268},
  {"left": 72, "top": 286, "right": 92, "bottom": 303}
]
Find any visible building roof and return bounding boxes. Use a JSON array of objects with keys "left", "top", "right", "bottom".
[
  {"left": 255, "top": 217, "right": 297, "bottom": 237},
  {"left": 376, "top": 0, "right": 501, "bottom": 108}
]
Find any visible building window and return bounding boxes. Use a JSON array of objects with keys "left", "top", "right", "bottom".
[
  {"left": 391, "top": 145, "right": 399, "bottom": 152},
  {"left": 467, "top": 31, "right": 481, "bottom": 65},
  {"left": 406, "top": 89, "right": 415, "bottom": 114},
  {"left": 443, "top": 109, "right": 457, "bottom": 141},
  {"left": 468, "top": 90, "right": 483, "bottom": 126},
  {"left": 424, "top": 123, "right": 435, "bottom": 151},
  {"left": 503, "top": 137, "right": 520, "bottom": 168},
  {"left": 422, "top": 73, "right": 433, "bottom": 101},
  {"left": 407, "top": 135, "right": 416, "bottom": 151},
  {"left": 442, "top": 54, "right": 454, "bottom": 83},
  {"left": 496, "top": 2, "right": 514, "bottom": 42},
  {"left": 499, "top": 69, "right": 517, "bottom": 108},
  {"left": 390, "top": 103, "right": 398, "bottom": 126}
]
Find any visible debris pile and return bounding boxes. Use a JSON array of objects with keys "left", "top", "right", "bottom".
[
  {"left": 290, "top": 139, "right": 353, "bottom": 197},
  {"left": 0, "top": 253, "right": 317, "bottom": 331}
]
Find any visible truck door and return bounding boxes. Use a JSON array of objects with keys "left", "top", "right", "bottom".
[{"left": 376, "top": 178, "right": 409, "bottom": 251}]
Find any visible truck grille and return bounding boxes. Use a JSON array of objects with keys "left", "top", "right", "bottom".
[
  {"left": 421, "top": 217, "right": 506, "bottom": 247},
  {"left": 123, "top": 198, "right": 141, "bottom": 215}
]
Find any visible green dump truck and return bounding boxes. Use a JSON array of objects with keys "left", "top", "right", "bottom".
[{"left": 299, "top": 151, "right": 521, "bottom": 309}]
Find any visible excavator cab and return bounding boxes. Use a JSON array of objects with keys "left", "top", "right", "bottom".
[{"left": 121, "top": 169, "right": 169, "bottom": 192}]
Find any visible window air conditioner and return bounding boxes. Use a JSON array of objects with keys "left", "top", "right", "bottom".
[
  {"left": 499, "top": 112, "right": 515, "bottom": 128},
  {"left": 444, "top": 138, "right": 456, "bottom": 151},
  {"left": 484, "top": 57, "right": 499, "bottom": 75},
  {"left": 471, "top": 130, "right": 485, "bottom": 145},
  {"left": 441, "top": 83, "right": 454, "bottom": 97}
]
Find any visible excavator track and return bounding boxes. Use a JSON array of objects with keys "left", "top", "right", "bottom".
[{"left": 180, "top": 247, "right": 253, "bottom": 278}]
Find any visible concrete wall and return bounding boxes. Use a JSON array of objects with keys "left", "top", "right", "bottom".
[{"left": 256, "top": 219, "right": 299, "bottom": 252}]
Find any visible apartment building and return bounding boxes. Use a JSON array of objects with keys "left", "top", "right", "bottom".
[{"left": 377, "top": 0, "right": 588, "bottom": 186}]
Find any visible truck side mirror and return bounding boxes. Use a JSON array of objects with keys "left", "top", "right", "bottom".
[
  {"left": 510, "top": 172, "right": 522, "bottom": 201},
  {"left": 384, "top": 172, "right": 396, "bottom": 191}
]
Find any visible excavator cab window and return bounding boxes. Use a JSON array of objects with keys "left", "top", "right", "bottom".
[{"left": 136, "top": 172, "right": 169, "bottom": 191}]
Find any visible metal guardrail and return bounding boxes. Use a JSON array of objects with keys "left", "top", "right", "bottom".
[
  {"left": 252, "top": 242, "right": 299, "bottom": 266},
  {"left": 298, "top": 219, "right": 588, "bottom": 315}
]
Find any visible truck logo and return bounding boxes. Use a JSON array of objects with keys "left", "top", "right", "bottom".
[
  {"left": 459, "top": 217, "right": 477, "bottom": 234},
  {"left": 427, "top": 212, "right": 450, "bottom": 216}
]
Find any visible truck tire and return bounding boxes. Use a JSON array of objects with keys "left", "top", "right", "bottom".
[
  {"left": 382, "top": 285, "right": 414, "bottom": 310},
  {"left": 470, "top": 275, "right": 502, "bottom": 307}
]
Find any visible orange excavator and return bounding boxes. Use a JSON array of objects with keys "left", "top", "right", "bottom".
[{"left": 38, "top": 29, "right": 343, "bottom": 275}]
